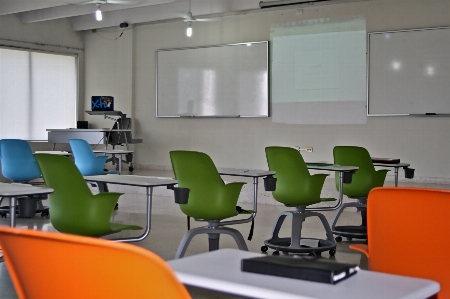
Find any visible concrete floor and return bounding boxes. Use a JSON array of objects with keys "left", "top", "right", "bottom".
[{"left": 0, "top": 167, "right": 448, "bottom": 299}]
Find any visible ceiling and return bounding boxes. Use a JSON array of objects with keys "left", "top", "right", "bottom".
[
  {"left": 0, "top": 0, "right": 373, "bottom": 31},
  {"left": 0, "top": 0, "right": 265, "bottom": 31}
]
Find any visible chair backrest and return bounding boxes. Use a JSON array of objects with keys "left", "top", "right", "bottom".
[
  {"left": 69, "top": 139, "right": 107, "bottom": 176},
  {"left": 0, "top": 227, "right": 191, "bottom": 299},
  {"left": 169, "top": 150, "right": 238, "bottom": 219},
  {"left": 0, "top": 139, "right": 41, "bottom": 182},
  {"left": 333, "top": 146, "right": 387, "bottom": 197},
  {"left": 33, "top": 154, "right": 96, "bottom": 231},
  {"left": 365, "top": 187, "right": 450, "bottom": 299},
  {"left": 265, "top": 146, "right": 323, "bottom": 206}
]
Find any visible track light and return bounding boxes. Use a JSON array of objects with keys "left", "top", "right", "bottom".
[
  {"left": 186, "top": 22, "right": 192, "bottom": 37},
  {"left": 95, "top": 5, "right": 102, "bottom": 21}
]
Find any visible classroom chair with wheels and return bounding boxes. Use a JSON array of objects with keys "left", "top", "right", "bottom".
[
  {"left": 350, "top": 187, "right": 450, "bottom": 299},
  {"left": 0, "top": 226, "right": 191, "bottom": 299},
  {"left": 170, "top": 150, "right": 248, "bottom": 259},
  {"left": 34, "top": 153, "right": 141, "bottom": 237},
  {"left": 263, "top": 146, "right": 337, "bottom": 256},
  {"left": 331, "top": 146, "right": 388, "bottom": 242},
  {"left": 0, "top": 139, "right": 49, "bottom": 218}
]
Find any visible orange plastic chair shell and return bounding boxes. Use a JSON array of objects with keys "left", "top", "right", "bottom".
[
  {"left": 350, "top": 187, "right": 450, "bottom": 299},
  {"left": 0, "top": 227, "right": 191, "bottom": 299}
]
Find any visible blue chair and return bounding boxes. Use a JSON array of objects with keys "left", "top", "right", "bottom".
[
  {"left": 0, "top": 139, "right": 48, "bottom": 217},
  {"left": 68, "top": 139, "right": 116, "bottom": 176},
  {"left": 0, "top": 139, "right": 41, "bottom": 182}
]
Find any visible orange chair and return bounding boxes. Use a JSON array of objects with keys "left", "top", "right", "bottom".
[
  {"left": 0, "top": 227, "right": 191, "bottom": 299},
  {"left": 350, "top": 187, "right": 450, "bottom": 299}
]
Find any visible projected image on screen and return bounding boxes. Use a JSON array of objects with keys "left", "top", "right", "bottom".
[{"left": 271, "top": 18, "right": 367, "bottom": 124}]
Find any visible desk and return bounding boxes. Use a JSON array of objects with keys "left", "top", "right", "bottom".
[
  {"left": 168, "top": 249, "right": 439, "bottom": 299},
  {"left": 217, "top": 168, "right": 275, "bottom": 226},
  {"left": 373, "top": 162, "right": 411, "bottom": 186},
  {"left": 93, "top": 150, "right": 134, "bottom": 174},
  {"left": 0, "top": 183, "right": 53, "bottom": 227},
  {"left": 47, "top": 129, "right": 112, "bottom": 148},
  {"left": 34, "top": 151, "right": 72, "bottom": 156},
  {"left": 305, "top": 164, "right": 359, "bottom": 212},
  {"left": 83, "top": 175, "right": 177, "bottom": 243}
]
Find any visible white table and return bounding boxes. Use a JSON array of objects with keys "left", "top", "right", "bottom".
[
  {"left": 0, "top": 183, "right": 53, "bottom": 227},
  {"left": 34, "top": 151, "right": 72, "bottom": 156},
  {"left": 305, "top": 164, "right": 359, "bottom": 212},
  {"left": 93, "top": 150, "right": 134, "bottom": 174},
  {"left": 83, "top": 175, "right": 177, "bottom": 243},
  {"left": 217, "top": 168, "right": 275, "bottom": 226},
  {"left": 373, "top": 162, "right": 411, "bottom": 186},
  {"left": 168, "top": 249, "right": 440, "bottom": 299}
]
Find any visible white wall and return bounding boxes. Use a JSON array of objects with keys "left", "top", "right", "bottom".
[{"left": 84, "top": 0, "right": 450, "bottom": 180}]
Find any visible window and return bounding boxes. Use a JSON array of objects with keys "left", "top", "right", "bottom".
[{"left": 0, "top": 48, "right": 77, "bottom": 140}]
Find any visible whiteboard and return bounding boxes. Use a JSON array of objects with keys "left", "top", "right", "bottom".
[
  {"left": 367, "top": 27, "right": 450, "bottom": 116},
  {"left": 156, "top": 42, "right": 269, "bottom": 117}
]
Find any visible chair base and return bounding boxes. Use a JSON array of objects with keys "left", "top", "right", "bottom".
[
  {"left": 175, "top": 220, "right": 248, "bottom": 259},
  {"left": 331, "top": 199, "right": 367, "bottom": 241},
  {"left": 264, "top": 208, "right": 336, "bottom": 255}
]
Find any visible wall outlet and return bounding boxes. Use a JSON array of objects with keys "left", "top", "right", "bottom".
[{"left": 293, "top": 146, "right": 313, "bottom": 153}]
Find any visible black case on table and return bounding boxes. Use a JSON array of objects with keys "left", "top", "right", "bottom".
[{"left": 241, "top": 255, "right": 359, "bottom": 284}]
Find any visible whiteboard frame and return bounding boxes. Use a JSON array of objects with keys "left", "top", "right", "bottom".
[
  {"left": 367, "top": 26, "right": 450, "bottom": 117},
  {"left": 156, "top": 41, "right": 269, "bottom": 118}
]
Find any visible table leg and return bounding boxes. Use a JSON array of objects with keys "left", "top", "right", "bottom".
[
  {"left": 112, "top": 186, "right": 152, "bottom": 243},
  {"left": 9, "top": 197, "right": 17, "bottom": 227},
  {"left": 394, "top": 167, "right": 399, "bottom": 187},
  {"left": 118, "top": 154, "right": 122, "bottom": 175}
]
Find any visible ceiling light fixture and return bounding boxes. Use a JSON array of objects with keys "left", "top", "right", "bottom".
[
  {"left": 95, "top": 5, "right": 102, "bottom": 21},
  {"left": 186, "top": 22, "right": 192, "bottom": 37}
]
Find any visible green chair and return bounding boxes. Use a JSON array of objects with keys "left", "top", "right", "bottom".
[
  {"left": 34, "top": 154, "right": 142, "bottom": 237},
  {"left": 264, "top": 146, "right": 336, "bottom": 256},
  {"left": 331, "top": 146, "right": 389, "bottom": 242},
  {"left": 170, "top": 150, "right": 248, "bottom": 259}
]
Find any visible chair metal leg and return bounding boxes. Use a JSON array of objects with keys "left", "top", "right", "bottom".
[
  {"left": 175, "top": 226, "right": 248, "bottom": 259},
  {"left": 264, "top": 210, "right": 336, "bottom": 254},
  {"left": 208, "top": 233, "right": 220, "bottom": 251},
  {"left": 331, "top": 200, "right": 367, "bottom": 240}
]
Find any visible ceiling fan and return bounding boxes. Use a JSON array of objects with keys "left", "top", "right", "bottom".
[
  {"left": 71, "top": 0, "right": 143, "bottom": 21},
  {"left": 182, "top": 0, "right": 223, "bottom": 24},
  {"left": 75, "top": 0, "right": 143, "bottom": 5},
  {"left": 182, "top": 0, "right": 223, "bottom": 36}
]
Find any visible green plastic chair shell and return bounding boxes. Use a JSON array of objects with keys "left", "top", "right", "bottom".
[
  {"left": 333, "top": 146, "right": 388, "bottom": 197},
  {"left": 34, "top": 154, "right": 142, "bottom": 237},
  {"left": 170, "top": 150, "right": 244, "bottom": 221},
  {"left": 265, "top": 146, "right": 334, "bottom": 206}
]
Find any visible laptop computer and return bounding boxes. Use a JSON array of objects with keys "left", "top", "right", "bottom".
[{"left": 91, "top": 96, "right": 114, "bottom": 111}]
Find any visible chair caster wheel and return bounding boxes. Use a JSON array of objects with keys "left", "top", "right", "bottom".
[
  {"left": 41, "top": 211, "right": 49, "bottom": 217},
  {"left": 129, "top": 166, "right": 134, "bottom": 172},
  {"left": 114, "top": 203, "right": 119, "bottom": 211},
  {"left": 272, "top": 251, "right": 280, "bottom": 256},
  {"left": 335, "top": 236, "right": 342, "bottom": 242},
  {"left": 308, "top": 252, "right": 316, "bottom": 257},
  {"left": 346, "top": 237, "right": 353, "bottom": 241},
  {"left": 261, "top": 246, "right": 268, "bottom": 252},
  {"left": 329, "top": 249, "right": 336, "bottom": 256}
]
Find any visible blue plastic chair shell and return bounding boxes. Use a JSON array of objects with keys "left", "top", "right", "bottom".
[{"left": 68, "top": 139, "right": 116, "bottom": 176}]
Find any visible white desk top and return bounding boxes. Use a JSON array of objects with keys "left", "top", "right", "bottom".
[
  {"left": 0, "top": 182, "right": 53, "bottom": 197},
  {"left": 373, "top": 162, "right": 411, "bottom": 168},
  {"left": 306, "top": 164, "right": 359, "bottom": 172},
  {"left": 217, "top": 168, "right": 275, "bottom": 178},
  {"left": 168, "top": 249, "right": 439, "bottom": 299},
  {"left": 93, "top": 150, "right": 134, "bottom": 154},
  {"left": 35, "top": 151, "right": 72, "bottom": 156},
  {"left": 84, "top": 174, "right": 177, "bottom": 188},
  {"left": 47, "top": 128, "right": 131, "bottom": 132}
]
